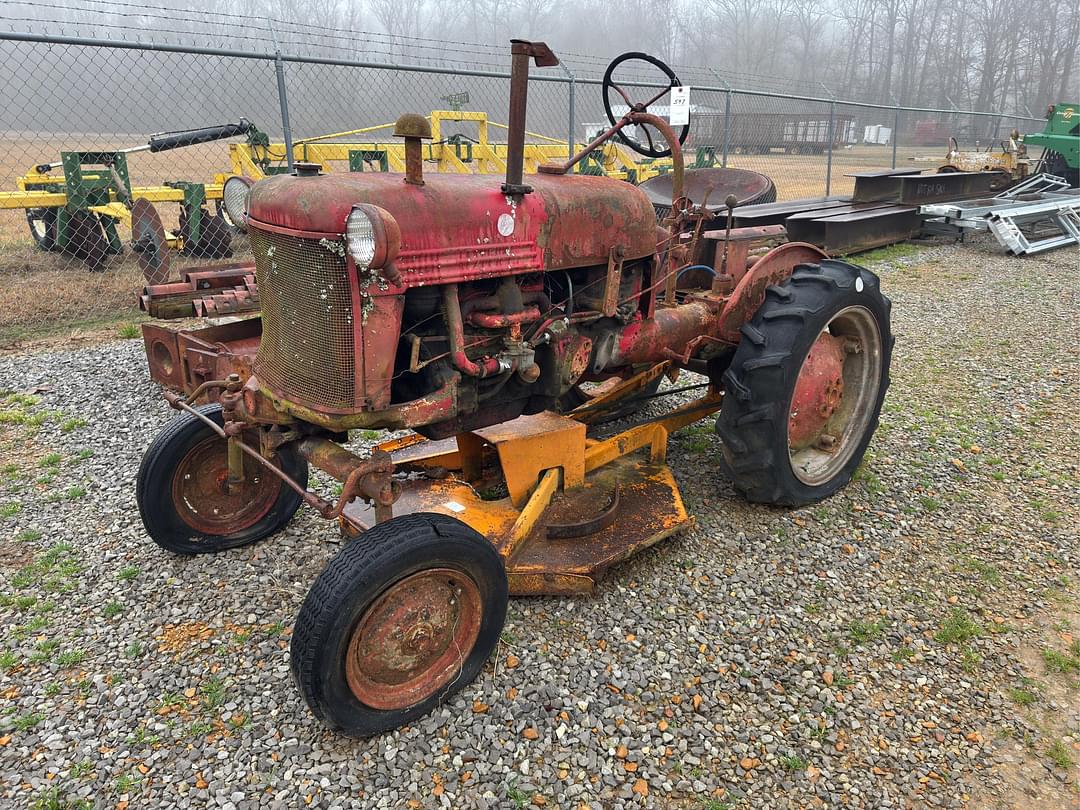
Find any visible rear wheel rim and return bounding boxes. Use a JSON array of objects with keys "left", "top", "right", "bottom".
[
  {"left": 787, "top": 305, "right": 882, "bottom": 486},
  {"left": 170, "top": 433, "right": 282, "bottom": 535},
  {"left": 28, "top": 213, "right": 47, "bottom": 241},
  {"left": 345, "top": 568, "right": 483, "bottom": 711}
]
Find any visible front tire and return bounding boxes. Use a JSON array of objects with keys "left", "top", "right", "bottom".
[
  {"left": 136, "top": 404, "right": 308, "bottom": 554},
  {"left": 291, "top": 513, "right": 508, "bottom": 737},
  {"left": 716, "top": 260, "right": 892, "bottom": 506}
]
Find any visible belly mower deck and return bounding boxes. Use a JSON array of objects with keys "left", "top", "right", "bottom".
[{"left": 341, "top": 377, "right": 722, "bottom": 596}]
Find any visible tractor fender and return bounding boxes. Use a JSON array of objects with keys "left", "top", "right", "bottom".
[{"left": 716, "top": 242, "right": 828, "bottom": 342}]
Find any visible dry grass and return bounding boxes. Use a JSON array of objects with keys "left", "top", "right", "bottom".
[
  {"left": 0, "top": 263, "right": 144, "bottom": 343},
  {"left": 725, "top": 143, "right": 939, "bottom": 199},
  {"left": 0, "top": 235, "right": 255, "bottom": 346}
]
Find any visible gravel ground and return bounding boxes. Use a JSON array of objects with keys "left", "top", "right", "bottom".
[{"left": 0, "top": 236, "right": 1077, "bottom": 809}]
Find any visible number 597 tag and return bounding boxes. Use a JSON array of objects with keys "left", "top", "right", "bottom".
[{"left": 669, "top": 86, "right": 691, "bottom": 127}]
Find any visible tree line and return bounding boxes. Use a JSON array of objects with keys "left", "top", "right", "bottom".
[{"left": 13, "top": 0, "right": 1079, "bottom": 113}]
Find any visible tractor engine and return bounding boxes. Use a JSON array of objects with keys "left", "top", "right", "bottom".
[{"left": 246, "top": 166, "right": 661, "bottom": 437}]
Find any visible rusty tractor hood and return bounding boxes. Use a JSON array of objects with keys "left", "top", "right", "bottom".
[{"left": 247, "top": 171, "right": 657, "bottom": 275}]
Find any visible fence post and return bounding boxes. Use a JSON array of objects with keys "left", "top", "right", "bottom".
[
  {"left": 946, "top": 95, "right": 960, "bottom": 144},
  {"left": 893, "top": 107, "right": 900, "bottom": 169},
  {"left": 722, "top": 85, "right": 733, "bottom": 168},
  {"left": 268, "top": 18, "right": 295, "bottom": 173},
  {"left": 559, "top": 63, "right": 576, "bottom": 173},
  {"left": 889, "top": 94, "right": 899, "bottom": 170},
  {"left": 821, "top": 83, "right": 835, "bottom": 197},
  {"left": 708, "top": 71, "right": 733, "bottom": 169}
]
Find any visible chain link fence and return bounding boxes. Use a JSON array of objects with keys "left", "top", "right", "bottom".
[{"left": 0, "top": 29, "right": 1045, "bottom": 342}]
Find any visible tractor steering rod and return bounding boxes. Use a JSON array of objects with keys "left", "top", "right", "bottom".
[{"left": 539, "top": 111, "right": 684, "bottom": 205}]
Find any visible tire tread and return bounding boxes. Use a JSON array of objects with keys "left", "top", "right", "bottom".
[{"left": 716, "top": 261, "right": 893, "bottom": 506}]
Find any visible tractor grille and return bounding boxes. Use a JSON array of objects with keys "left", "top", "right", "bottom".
[{"left": 250, "top": 227, "right": 356, "bottom": 411}]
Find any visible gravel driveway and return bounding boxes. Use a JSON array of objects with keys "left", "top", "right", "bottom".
[{"left": 1, "top": 237, "right": 1077, "bottom": 809}]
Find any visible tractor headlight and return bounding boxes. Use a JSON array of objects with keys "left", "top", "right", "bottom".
[
  {"left": 345, "top": 204, "right": 400, "bottom": 270},
  {"left": 345, "top": 208, "right": 377, "bottom": 267},
  {"left": 221, "top": 175, "right": 254, "bottom": 232}
]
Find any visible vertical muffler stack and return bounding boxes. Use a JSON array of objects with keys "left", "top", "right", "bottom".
[{"left": 502, "top": 39, "right": 559, "bottom": 196}]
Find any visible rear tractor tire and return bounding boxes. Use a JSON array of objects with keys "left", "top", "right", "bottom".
[
  {"left": 290, "top": 513, "right": 508, "bottom": 736},
  {"left": 136, "top": 404, "right": 308, "bottom": 554},
  {"left": 716, "top": 260, "right": 892, "bottom": 506}
]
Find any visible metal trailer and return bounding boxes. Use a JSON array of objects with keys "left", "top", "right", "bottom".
[
  {"left": 686, "top": 111, "right": 860, "bottom": 155},
  {"left": 912, "top": 119, "right": 952, "bottom": 147}
]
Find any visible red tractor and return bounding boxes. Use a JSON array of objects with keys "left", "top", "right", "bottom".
[{"left": 137, "top": 42, "right": 892, "bottom": 736}]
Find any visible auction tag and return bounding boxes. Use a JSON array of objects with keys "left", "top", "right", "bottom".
[{"left": 669, "top": 85, "right": 691, "bottom": 126}]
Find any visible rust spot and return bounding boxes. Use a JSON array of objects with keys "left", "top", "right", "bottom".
[
  {"left": 344, "top": 568, "right": 483, "bottom": 710},
  {"left": 789, "top": 332, "right": 846, "bottom": 449}
]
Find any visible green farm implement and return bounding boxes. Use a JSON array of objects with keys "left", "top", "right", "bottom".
[
  {"left": 0, "top": 120, "right": 257, "bottom": 272},
  {"left": 1025, "top": 102, "right": 1079, "bottom": 187}
]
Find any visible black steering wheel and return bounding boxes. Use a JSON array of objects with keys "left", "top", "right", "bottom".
[{"left": 602, "top": 51, "right": 690, "bottom": 159}]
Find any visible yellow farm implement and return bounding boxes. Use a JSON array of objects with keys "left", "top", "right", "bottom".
[{"left": 222, "top": 110, "right": 687, "bottom": 184}]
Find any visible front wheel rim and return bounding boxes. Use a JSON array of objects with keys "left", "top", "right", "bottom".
[
  {"left": 345, "top": 568, "right": 483, "bottom": 711},
  {"left": 170, "top": 433, "right": 282, "bottom": 536},
  {"left": 787, "top": 305, "right": 883, "bottom": 486}
]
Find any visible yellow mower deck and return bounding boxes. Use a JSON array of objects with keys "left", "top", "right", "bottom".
[{"left": 342, "top": 375, "right": 722, "bottom": 596}]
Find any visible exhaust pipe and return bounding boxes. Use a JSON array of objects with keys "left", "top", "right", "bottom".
[{"left": 502, "top": 40, "right": 559, "bottom": 196}]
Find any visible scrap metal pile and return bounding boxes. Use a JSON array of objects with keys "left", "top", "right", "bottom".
[
  {"left": 922, "top": 174, "right": 1080, "bottom": 255},
  {"left": 728, "top": 103, "right": 1079, "bottom": 256},
  {"left": 732, "top": 167, "right": 1015, "bottom": 254}
]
